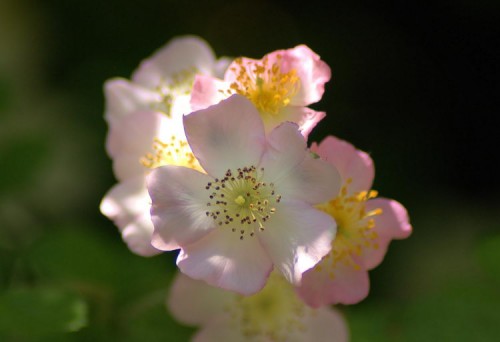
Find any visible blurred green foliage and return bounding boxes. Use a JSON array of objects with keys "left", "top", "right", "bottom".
[
  {"left": 476, "top": 234, "right": 500, "bottom": 284},
  {"left": 346, "top": 209, "right": 500, "bottom": 341},
  {"left": 1, "top": 222, "right": 193, "bottom": 340},
  {"left": 0, "top": 136, "right": 50, "bottom": 193},
  {"left": 0, "top": 287, "right": 87, "bottom": 337},
  {"left": 0, "top": 77, "right": 10, "bottom": 115}
]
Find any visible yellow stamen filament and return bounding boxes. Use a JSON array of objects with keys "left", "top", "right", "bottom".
[
  {"left": 151, "top": 67, "right": 198, "bottom": 117},
  {"left": 227, "top": 273, "right": 313, "bottom": 341},
  {"left": 222, "top": 55, "right": 300, "bottom": 115},
  {"left": 316, "top": 179, "right": 382, "bottom": 277},
  {"left": 140, "top": 136, "right": 201, "bottom": 171}
]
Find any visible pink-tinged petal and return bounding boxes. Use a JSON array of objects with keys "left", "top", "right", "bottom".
[
  {"left": 222, "top": 56, "right": 256, "bottom": 84},
  {"left": 260, "top": 106, "right": 325, "bottom": 137},
  {"left": 193, "top": 315, "right": 242, "bottom": 342},
  {"left": 361, "top": 198, "right": 412, "bottom": 270},
  {"left": 280, "top": 45, "right": 331, "bottom": 106},
  {"left": 184, "top": 95, "right": 266, "bottom": 177},
  {"left": 111, "top": 154, "right": 148, "bottom": 182},
  {"left": 132, "top": 36, "right": 216, "bottom": 88},
  {"left": 177, "top": 228, "right": 273, "bottom": 295},
  {"left": 295, "top": 308, "right": 349, "bottom": 342},
  {"left": 121, "top": 212, "right": 161, "bottom": 256},
  {"left": 167, "top": 273, "right": 233, "bottom": 326},
  {"left": 278, "top": 155, "right": 340, "bottom": 204},
  {"left": 298, "top": 258, "right": 370, "bottom": 307},
  {"left": 106, "top": 110, "right": 178, "bottom": 181},
  {"left": 103, "top": 78, "right": 160, "bottom": 123},
  {"left": 257, "top": 200, "right": 335, "bottom": 285},
  {"left": 294, "top": 108, "right": 326, "bottom": 139},
  {"left": 261, "top": 124, "right": 341, "bottom": 204},
  {"left": 100, "top": 177, "right": 161, "bottom": 256},
  {"left": 261, "top": 122, "right": 307, "bottom": 179},
  {"left": 368, "top": 198, "right": 412, "bottom": 239},
  {"left": 312, "top": 135, "right": 374, "bottom": 193},
  {"left": 190, "top": 75, "right": 229, "bottom": 111},
  {"left": 100, "top": 176, "right": 149, "bottom": 228},
  {"left": 147, "top": 166, "right": 215, "bottom": 251}
]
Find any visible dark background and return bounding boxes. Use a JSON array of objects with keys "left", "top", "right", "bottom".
[{"left": 1, "top": 0, "right": 499, "bottom": 340}]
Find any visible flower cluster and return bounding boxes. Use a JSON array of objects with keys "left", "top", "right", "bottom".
[{"left": 100, "top": 36, "right": 412, "bottom": 341}]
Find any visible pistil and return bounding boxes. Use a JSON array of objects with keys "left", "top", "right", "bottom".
[{"left": 205, "top": 166, "right": 281, "bottom": 240}]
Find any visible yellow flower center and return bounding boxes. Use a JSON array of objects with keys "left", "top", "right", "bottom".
[
  {"left": 228, "top": 273, "right": 313, "bottom": 341},
  {"left": 205, "top": 166, "right": 281, "bottom": 240},
  {"left": 316, "top": 179, "right": 382, "bottom": 277},
  {"left": 140, "top": 135, "right": 201, "bottom": 171},
  {"left": 151, "top": 67, "right": 198, "bottom": 117},
  {"left": 224, "top": 55, "right": 300, "bottom": 115}
]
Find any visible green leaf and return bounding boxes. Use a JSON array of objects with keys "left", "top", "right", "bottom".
[{"left": 0, "top": 287, "right": 87, "bottom": 336}]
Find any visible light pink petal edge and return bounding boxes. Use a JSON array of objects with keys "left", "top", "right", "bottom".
[
  {"left": 189, "top": 74, "right": 229, "bottom": 111},
  {"left": 183, "top": 94, "right": 266, "bottom": 177},
  {"left": 281, "top": 45, "right": 331, "bottom": 106},
  {"left": 298, "top": 258, "right": 370, "bottom": 307},
  {"left": 262, "top": 124, "right": 341, "bottom": 205},
  {"left": 147, "top": 165, "right": 215, "bottom": 251},
  {"left": 132, "top": 35, "right": 217, "bottom": 88},
  {"left": 361, "top": 198, "right": 412, "bottom": 270},
  {"left": 192, "top": 315, "right": 243, "bottom": 342},
  {"left": 257, "top": 200, "right": 336, "bottom": 285},
  {"left": 121, "top": 212, "right": 162, "bottom": 256},
  {"left": 312, "top": 135, "right": 374, "bottom": 194},
  {"left": 177, "top": 228, "right": 273, "bottom": 295},
  {"left": 103, "top": 78, "right": 159, "bottom": 123},
  {"left": 167, "top": 272, "right": 233, "bottom": 326},
  {"left": 298, "top": 308, "right": 349, "bottom": 342}
]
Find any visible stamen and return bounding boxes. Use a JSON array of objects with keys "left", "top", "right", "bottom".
[
  {"left": 316, "top": 182, "right": 383, "bottom": 274},
  {"left": 221, "top": 56, "right": 300, "bottom": 115},
  {"left": 140, "top": 136, "right": 201, "bottom": 171},
  {"left": 227, "top": 273, "right": 312, "bottom": 340},
  {"left": 205, "top": 166, "right": 281, "bottom": 240},
  {"left": 151, "top": 67, "right": 199, "bottom": 116}
]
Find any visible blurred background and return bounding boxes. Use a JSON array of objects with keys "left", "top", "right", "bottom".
[{"left": 1, "top": 0, "right": 498, "bottom": 340}]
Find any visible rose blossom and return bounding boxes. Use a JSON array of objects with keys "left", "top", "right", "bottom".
[
  {"left": 190, "top": 45, "right": 331, "bottom": 137},
  {"left": 100, "top": 36, "right": 229, "bottom": 256},
  {"left": 168, "top": 271, "right": 349, "bottom": 342},
  {"left": 147, "top": 95, "right": 341, "bottom": 294},
  {"left": 297, "top": 136, "right": 412, "bottom": 307}
]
